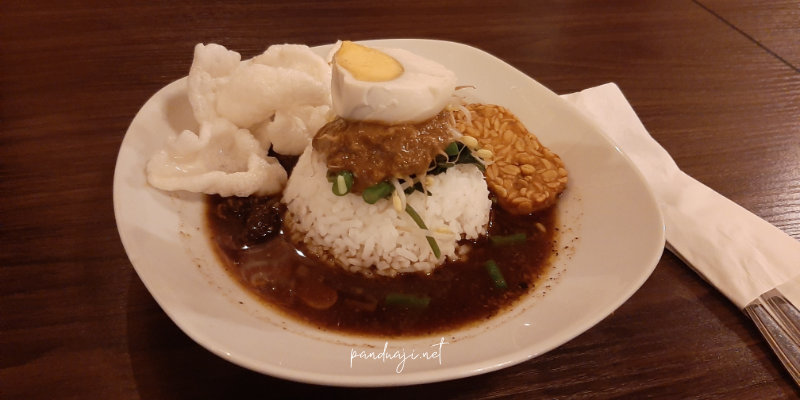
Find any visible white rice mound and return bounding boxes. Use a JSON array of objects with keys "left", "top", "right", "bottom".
[{"left": 283, "top": 147, "right": 492, "bottom": 276}]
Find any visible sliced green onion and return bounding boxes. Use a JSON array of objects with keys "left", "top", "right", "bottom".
[
  {"left": 444, "top": 141, "right": 460, "bottom": 156},
  {"left": 490, "top": 233, "right": 527, "bottom": 245},
  {"left": 362, "top": 181, "right": 394, "bottom": 204},
  {"left": 385, "top": 293, "right": 431, "bottom": 308},
  {"left": 485, "top": 260, "right": 508, "bottom": 289},
  {"left": 425, "top": 236, "right": 441, "bottom": 259},
  {"left": 329, "top": 170, "right": 354, "bottom": 196},
  {"left": 403, "top": 203, "right": 427, "bottom": 229},
  {"left": 404, "top": 204, "right": 441, "bottom": 258}
]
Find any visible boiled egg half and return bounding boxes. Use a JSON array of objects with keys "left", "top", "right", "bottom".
[{"left": 331, "top": 41, "right": 457, "bottom": 124}]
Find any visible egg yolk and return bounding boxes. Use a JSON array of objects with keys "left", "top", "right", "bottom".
[{"left": 334, "top": 41, "right": 404, "bottom": 82}]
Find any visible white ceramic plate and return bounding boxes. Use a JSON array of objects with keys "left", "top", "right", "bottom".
[{"left": 114, "top": 39, "right": 664, "bottom": 386}]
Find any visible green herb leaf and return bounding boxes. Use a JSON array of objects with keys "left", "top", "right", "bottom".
[
  {"left": 444, "top": 141, "right": 460, "bottom": 156},
  {"left": 428, "top": 142, "right": 485, "bottom": 175},
  {"left": 403, "top": 181, "right": 429, "bottom": 196}
]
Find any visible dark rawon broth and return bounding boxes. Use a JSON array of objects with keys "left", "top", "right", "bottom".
[{"left": 206, "top": 155, "right": 559, "bottom": 337}]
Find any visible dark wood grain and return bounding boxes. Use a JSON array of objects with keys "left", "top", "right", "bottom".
[
  {"left": 1, "top": 0, "right": 798, "bottom": 398},
  {"left": 697, "top": 0, "right": 800, "bottom": 71}
]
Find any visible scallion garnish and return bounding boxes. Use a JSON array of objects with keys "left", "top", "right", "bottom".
[
  {"left": 404, "top": 204, "right": 441, "bottom": 258},
  {"left": 485, "top": 260, "right": 508, "bottom": 289},
  {"left": 362, "top": 181, "right": 394, "bottom": 204},
  {"left": 328, "top": 170, "right": 354, "bottom": 196},
  {"left": 404, "top": 203, "right": 426, "bottom": 227},
  {"left": 425, "top": 236, "right": 441, "bottom": 259},
  {"left": 385, "top": 293, "right": 431, "bottom": 308},
  {"left": 489, "top": 233, "right": 527, "bottom": 245}
]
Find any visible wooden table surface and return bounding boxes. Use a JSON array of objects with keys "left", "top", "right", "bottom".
[{"left": 2, "top": 0, "right": 799, "bottom": 398}]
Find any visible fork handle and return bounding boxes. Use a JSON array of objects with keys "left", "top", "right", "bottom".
[{"left": 744, "top": 289, "right": 800, "bottom": 386}]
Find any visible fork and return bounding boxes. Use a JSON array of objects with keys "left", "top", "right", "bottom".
[{"left": 744, "top": 288, "right": 800, "bottom": 385}]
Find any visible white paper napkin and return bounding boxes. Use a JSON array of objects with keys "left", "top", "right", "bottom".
[{"left": 560, "top": 83, "right": 800, "bottom": 310}]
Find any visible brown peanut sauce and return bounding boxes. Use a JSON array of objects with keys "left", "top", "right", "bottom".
[{"left": 312, "top": 110, "right": 453, "bottom": 192}]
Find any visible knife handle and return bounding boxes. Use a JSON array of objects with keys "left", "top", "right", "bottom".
[{"left": 744, "top": 289, "right": 800, "bottom": 386}]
